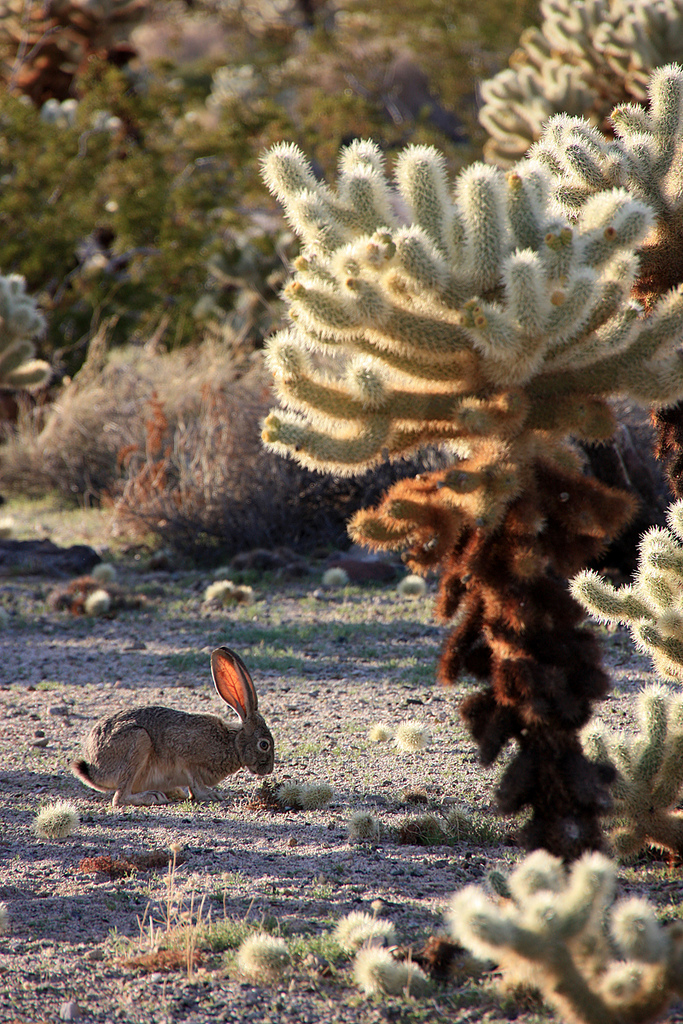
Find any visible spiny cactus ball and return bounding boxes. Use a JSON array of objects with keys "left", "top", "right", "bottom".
[
  {"left": 397, "top": 574, "right": 427, "bottom": 599},
  {"left": 236, "top": 933, "right": 290, "bottom": 981},
  {"left": 353, "top": 945, "right": 431, "bottom": 997},
  {"left": 322, "top": 567, "right": 350, "bottom": 588},
  {"left": 83, "top": 588, "right": 112, "bottom": 616},
  {"left": 91, "top": 562, "right": 117, "bottom": 584},
  {"left": 33, "top": 800, "right": 80, "bottom": 839},
  {"left": 333, "top": 911, "right": 397, "bottom": 953},
  {"left": 348, "top": 810, "right": 382, "bottom": 842},
  {"left": 394, "top": 721, "right": 431, "bottom": 753},
  {"left": 368, "top": 723, "right": 393, "bottom": 742}
]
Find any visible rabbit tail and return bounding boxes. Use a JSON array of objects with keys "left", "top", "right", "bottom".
[{"left": 71, "top": 759, "right": 110, "bottom": 793}]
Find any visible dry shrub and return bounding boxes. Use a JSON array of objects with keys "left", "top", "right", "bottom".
[
  {"left": 122, "top": 947, "right": 203, "bottom": 973},
  {"left": 78, "top": 850, "right": 183, "bottom": 878},
  {"left": 0, "top": 329, "right": 241, "bottom": 503},
  {"left": 112, "top": 376, "right": 435, "bottom": 562},
  {"left": 1, "top": 328, "right": 440, "bottom": 559}
]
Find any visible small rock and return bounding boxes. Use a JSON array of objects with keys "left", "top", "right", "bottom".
[
  {"left": 59, "top": 1001, "right": 81, "bottom": 1021},
  {"left": 150, "top": 972, "right": 163, "bottom": 983},
  {"left": 125, "top": 639, "right": 147, "bottom": 651},
  {"left": 48, "top": 704, "right": 70, "bottom": 717},
  {"left": 287, "top": 837, "right": 297, "bottom": 848},
  {"left": 32, "top": 737, "right": 49, "bottom": 748},
  {"left": 33, "top": 729, "right": 45, "bottom": 738},
  {"left": 85, "top": 947, "right": 104, "bottom": 962}
]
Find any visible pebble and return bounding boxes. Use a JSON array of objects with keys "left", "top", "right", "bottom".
[
  {"left": 32, "top": 737, "right": 49, "bottom": 748},
  {"left": 59, "top": 1001, "right": 81, "bottom": 1021},
  {"left": 48, "top": 704, "right": 70, "bottom": 717}
]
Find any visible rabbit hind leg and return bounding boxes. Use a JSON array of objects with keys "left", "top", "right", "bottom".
[{"left": 111, "top": 729, "right": 170, "bottom": 808}]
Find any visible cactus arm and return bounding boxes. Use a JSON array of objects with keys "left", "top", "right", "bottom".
[
  {"left": 570, "top": 570, "right": 653, "bottom": 624},
  {"left": 450, "top": 849, "right": 683, "bottom": 1024}
]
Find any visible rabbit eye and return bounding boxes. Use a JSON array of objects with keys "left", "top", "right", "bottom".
[{"left": 257, "top": 739, "right": 271, "bottom": 752}]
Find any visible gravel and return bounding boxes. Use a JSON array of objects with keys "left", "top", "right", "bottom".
[{"left": 0, "top": 557, "right": 679, "bottom": 1024}]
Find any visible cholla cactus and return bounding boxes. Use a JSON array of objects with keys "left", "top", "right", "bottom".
[
  {"left": 534, "top": 63, "right": 683, "bottom": 312},
  {"left": 0, "top": 0, "right": 149, "bottom": 104},
  {"left": 0, "top": 273, "right": 49, "bottom": 392},
  {"left": 449, "top": 849, "right": 683, "bottom": 1024},
  {"left": 479, "top": 0, "right": 683, "bottom": 167},
  {"left": 260, "top": 131, "right": 683, "bottom": 856},
  {"left": 572, "top": 500, "right": 683, "bottom": 680},
  {"left": 583, "top": 685, "right": 683, "bottom": 858},
  {"left": 534, "top": 63, "right": 683, "bottom": 499}
]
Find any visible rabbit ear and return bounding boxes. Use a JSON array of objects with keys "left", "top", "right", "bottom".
[{"left": 210, "top": 647, "right": 258, "bottom": 722}]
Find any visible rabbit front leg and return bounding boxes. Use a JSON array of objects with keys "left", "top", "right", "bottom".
[{"left": 187, "top": 781, "right": 225, "bottom": 802}]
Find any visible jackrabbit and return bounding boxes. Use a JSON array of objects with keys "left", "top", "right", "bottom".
[{"left": 72, "top": 646, "right": 274, "bottom": 807}]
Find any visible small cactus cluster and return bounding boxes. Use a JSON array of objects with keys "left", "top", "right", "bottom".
[
  {"left": 449, "top": 848, "right": 683, "bottom": 1024},
  {"left": 572, "top": 500, "right": 683, "bottom": 680},
  {"left": 203, "top": 580, "right": 255, "bottom": 607},
  {"left": 0, "top": 0, "right": 149, "bottom": 104},
  {"left": 276, "top": 781, "right": 333, "bottom": 810},
  {"left": 396, "top": 573, "right": 427, "bottom": 599},
  {"left": 479, "top": 0, "right": 683, "bottom": 166},
  {"left": 583, "top": 685, "right": 683, "bottom": 859},
  {"left": 366, "top": 719, "right": 430, "bottom": 749},
  {"left": 0, "top": 273, "right": 49, "bottom": 393}
]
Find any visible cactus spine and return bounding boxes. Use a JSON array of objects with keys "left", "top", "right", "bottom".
[
  {"left": 0, "top": 273, "right": 49, "bottom": 392},
  {"left": 583, "top": 685, "right": 683, "bottom": 859},
  {"left": 480, "top": 0, "right": 683, "bottom": 167},
  {"left": 449, "top": 849, "right": 683, "bottom": 1024}
]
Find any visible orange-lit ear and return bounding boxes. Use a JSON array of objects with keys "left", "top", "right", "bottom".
[{"left": 210, "top": 647, "right": 257, "bottom": 721}]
